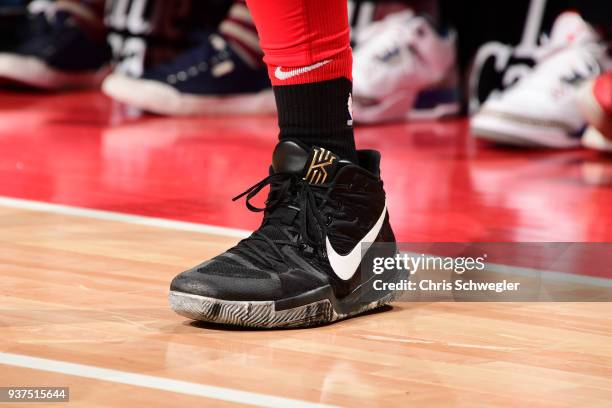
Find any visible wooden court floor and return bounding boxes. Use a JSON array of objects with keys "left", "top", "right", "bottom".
[
  {"left": 2, "top": 91, "right": 612, "bottom": 406},
  {"left": 2, "top": 202, "right": 612, "bottom": 407}
]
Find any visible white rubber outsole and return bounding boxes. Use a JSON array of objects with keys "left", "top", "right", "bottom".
[
  {"left": 0, "top": 53, "right": 109, "bottom": 90},
  {"left": 102, "top": 74, "right": 277, "bottom": 116},
  {"left": 470, "top": 110, "right": 582, "bottom": 149},
  {"left": 169, "top": 290, "right": 397, "bottom": 329},
  {"left": 353, "top": 90, "right": 460, "bottom": 124}
]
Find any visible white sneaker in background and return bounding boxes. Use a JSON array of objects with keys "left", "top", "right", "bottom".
[
  {"left": 471, "top": 12, "right": 608, "bottom": 149},
  {"left": 352, "top": 11, "right": 459, "bottom": 124}
]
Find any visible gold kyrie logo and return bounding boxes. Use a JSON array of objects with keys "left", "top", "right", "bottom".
[{"left": 304, "top": 148, "right": 337, "bottom": 185}]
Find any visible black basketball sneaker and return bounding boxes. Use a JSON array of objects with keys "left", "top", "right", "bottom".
[{"left": 169, "top": 140, "right": 400, "bottom": 328}]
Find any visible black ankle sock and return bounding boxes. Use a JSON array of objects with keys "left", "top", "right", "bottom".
[{"left": 273, "top": 78, "right": 358, "bottom": 163}]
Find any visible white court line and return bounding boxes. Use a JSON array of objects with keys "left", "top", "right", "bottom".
[
  {"left": 400, "top": 251, "right": 612, "bottom": 288},
  {"left": 1, "top": 196, "right": 610, "bottom": 288},
  {"left": 1, "top": 195, "right": 611, "bottom": 403},
  {"left": 487, "top": 261, "right": 612, "bottom": 288},
  {"left": 0, "top": 353, "right": 335, "bottom": 408},
  {"left": 0, "top": 197, "right": 337, "bottom": 407},
  {"left": 0, "top": 196, "right": 250, "bottom": 238}
]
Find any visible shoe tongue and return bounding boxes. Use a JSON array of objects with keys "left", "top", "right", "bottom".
[
  {"left": 549, "top": 12, "right": 598, "bottom": 47},
  {"left": 272, "top": 140, "right": 342, "bottom": 185},
  {"left": 232, "top": 141, "right": 345, "bottom": 269}
]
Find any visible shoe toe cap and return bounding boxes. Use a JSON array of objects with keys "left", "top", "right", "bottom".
[{"left": 170, "top": 259, "right": 282, "bottom": 302}]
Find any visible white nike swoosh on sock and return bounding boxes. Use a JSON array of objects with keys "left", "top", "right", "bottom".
[
  {"left": 326, "top": 201, "right": 387, "bottom": 281},
  {"left": 274, "top": 60, "right": 332, "bottom": 81}
]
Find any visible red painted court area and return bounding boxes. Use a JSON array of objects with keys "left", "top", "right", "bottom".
[{"left": 2, "top": 90, "right": 612, "bottom": 246}]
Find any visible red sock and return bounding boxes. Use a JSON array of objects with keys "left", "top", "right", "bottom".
[
  {"left": 244, "top": 0, "right": 356, "bottom": 161},
  {"left": 245, "top": 0, "right": 352, "bottom": 86}
]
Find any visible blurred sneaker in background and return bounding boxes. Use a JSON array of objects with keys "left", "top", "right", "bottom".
[
  {"left": 104, "top": 0, "right": 228, "bottom": 79},
  {"left": 0, "top": 0, "right": 111, "bottom": 90},
  {"left": 471, "top": 12, "right": 609, "bottom": 149},
  {"left": 102, "top": 32, "right": 274, "bottom": 116},
  {"left": 102, "top": 0, "right": 274, "bottom": 116},
  {"left": 351, "top": 10, "right": 459, "bottom": 124},
  {"left": 577, "top": 71, "right": 612, "bottom": 152}
]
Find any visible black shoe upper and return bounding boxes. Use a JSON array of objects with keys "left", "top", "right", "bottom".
[{"left": 171, "top": 140, "right": 395, "bottom": 302}]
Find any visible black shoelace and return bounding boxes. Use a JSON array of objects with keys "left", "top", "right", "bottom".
[{"left": 232, "top": 173, "right": 336, "bottom": 269}]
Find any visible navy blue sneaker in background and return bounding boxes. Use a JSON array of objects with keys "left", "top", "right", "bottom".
[
  {"left": 102, "top": 32, "right": 275, "bottom": 116},
  {"left": 0, "top": 1, "right": 111, "bottom": 90}
]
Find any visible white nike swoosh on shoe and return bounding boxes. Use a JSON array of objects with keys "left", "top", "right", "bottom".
[
  {"left": 274, "top": 60, "right": 331, "bottom": 81},
  {"left": 326, "top": 201, "right": 387, "bottom": 281}
]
